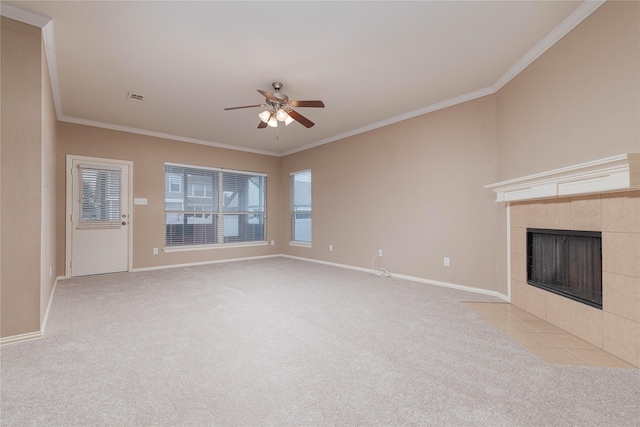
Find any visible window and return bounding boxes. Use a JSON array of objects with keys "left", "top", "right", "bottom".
[
  {"left": 164, "top": 163, "right": 266, "bottom": 247},
  {"left": 167, "top": 174, "right": 182, "bottom": 193},
  {"left": 291, "top": 170, "right": 311, "bottom": 243},
  {"left": 78, "top": 165, "right": 122, "bottom": 228}
]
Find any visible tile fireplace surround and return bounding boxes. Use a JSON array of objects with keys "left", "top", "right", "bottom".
[
  {"left": 509, "top": 192, "right": 639, "bottom": 367},
  {"left": 486, "top": 154, "right": 640, "bottom": 367}
]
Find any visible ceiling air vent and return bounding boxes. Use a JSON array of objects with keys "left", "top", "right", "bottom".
[{"left": 127, "top": 92, "right": 144, "bottom": 101}]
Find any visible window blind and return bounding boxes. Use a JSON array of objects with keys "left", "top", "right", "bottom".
[
  {"left": 165, "top": 164, "right": 266, "bottom": 247},
  {"left": 291, "top": 170, "right": 311, "bottom": 243},
  {"left": 78, "top": 165, "right": 122, "bottom": 229}
]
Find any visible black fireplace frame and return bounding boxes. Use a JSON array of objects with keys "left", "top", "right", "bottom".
[{"left": 526, "top": 228, "right": 602, "bottom": 309}]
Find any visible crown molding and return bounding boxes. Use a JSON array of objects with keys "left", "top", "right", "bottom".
[
  {"left": 58, "top": 116, "right": 280, "bottom": 157},
  {"left": 492, "top": 0, "right": 605, "bottom": 92},
  {"left": 281, "top": 1, "right": 605, "bottom": 157},
  {"left": 6, "top": 1, "right": 607, "bottom": 158},
  {"left": 0, "top": 2, "right": 51, "bottom": 27},
  {"left": 484, "top": 153, "right": 640, "bottom": 202},
  {"left": 42, "top": 22, "right": 63, "bottom": 120},
  {"left": 281, "top": 86, "right": 496, "bottom": 156}
]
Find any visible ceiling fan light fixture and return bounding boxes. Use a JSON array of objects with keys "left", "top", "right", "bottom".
[
  {"left": 276, "top": 108, "right": 289, "bottom": 122},
  {"left": 284, "top": 115, "right": 295, "bottom": 126},
  {"left": 258, "top": 110, "right": 272, "bottom": 123},
  {"left": 228, "top": 82, "right": 325, "bottom": 130}
]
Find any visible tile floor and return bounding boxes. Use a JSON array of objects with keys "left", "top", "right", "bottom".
[{"left": 464, "top": 302, "right": 637, "bottom": 368}]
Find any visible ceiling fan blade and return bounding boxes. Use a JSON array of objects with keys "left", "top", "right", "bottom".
[
  {"left": 287, "top": 109, "right": 315, "bottom": 128},
  {"left": 257, "top": 121, "right": 268, "bottom": 129},
  {"left": 257, "top": 89, "right": 279, "bottom": 103},
  {"left": 224, "top": 104, "right": 266, "bottom": 111},
  {"left": 289, "top": 100, "right": 325, "bottom": 108}
]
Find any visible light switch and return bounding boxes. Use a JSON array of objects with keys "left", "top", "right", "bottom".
[{"left": 134, "top": 198, "right": 148, "bottom": 205}]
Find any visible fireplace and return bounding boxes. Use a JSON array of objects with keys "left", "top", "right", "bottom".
[
  {"left": 484, "top": 154, "right": 640, "bottom": 367},
  {"left": 527, "top": 228, "right": 602, "bottom": 308}
]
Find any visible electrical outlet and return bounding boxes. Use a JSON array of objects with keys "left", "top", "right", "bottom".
[
  {"left": 444, "top": 257, "right": 450, "bottom": 267},
  {"left": 153, "top": 248, "right": 158, "bottom": 255},
  {"left": 329, "top": 244, "right": 333, "bottom": 252},
  {"left": 378, "top": 249, "right": 383, "bottom": 257}
]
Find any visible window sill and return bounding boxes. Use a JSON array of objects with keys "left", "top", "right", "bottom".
[
  {"left": 289, "top": 241, "right": 312, "bottom": 248},
  {"left": 164, "top": 241, "right": 268, "bottom": 253}
]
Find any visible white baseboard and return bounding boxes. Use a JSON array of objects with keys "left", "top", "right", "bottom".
[
  {"left": 1, "top": 275, "right": 63, "bottom": 346},
  {"left": 389, "top": 272, "right": 509, "bottom": 301},
  {"left": 41, "top": 276, "right": 63, "bottom": 334},
  {"left": 2, "top": 255, "right": 507, "bottom": 346},
  {"left": 280, "top": 255, "right": 375, "bottom": 274},
  {"left": 0, "top": 331, "right": 43, "bottom": 346},
  {"left": 281, "top": 255, "right": 509, "bottom": 302},
  {"left": 131, "top": 254, "right": 281, "bottom": 273}
]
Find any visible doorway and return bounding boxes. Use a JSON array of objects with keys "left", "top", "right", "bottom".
[{"left": 66, "top": 155, "right": 132, "bottom": 277}]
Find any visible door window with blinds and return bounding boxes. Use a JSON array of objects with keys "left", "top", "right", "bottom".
[
  {"left": 291, "top": 170, "right": 311, "bottom": 243},
  {"left": 165, "top": 163, "right": 266, "bottom": 247},
  {"left": 78, "top": 164, "right": 122, "bottom": 229}
]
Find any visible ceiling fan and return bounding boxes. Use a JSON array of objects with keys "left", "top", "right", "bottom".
[{"left": 224, "top": 82, "right": 325, "bottom": 129}]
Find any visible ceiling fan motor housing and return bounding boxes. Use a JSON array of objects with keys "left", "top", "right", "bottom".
[{"left": 267, "top": 82, "right": 289, "bottom": 106}]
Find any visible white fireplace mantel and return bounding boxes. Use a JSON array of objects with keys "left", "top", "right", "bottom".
[{"left": 485, "top": 153, "right": 640, "bottom": 202}]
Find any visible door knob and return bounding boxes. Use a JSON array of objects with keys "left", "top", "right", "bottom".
[{"left": 122, "top": 221, "right": 127, "bottom": 226}]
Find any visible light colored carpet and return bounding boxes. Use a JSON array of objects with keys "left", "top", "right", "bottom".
[{"left": 1, "top": 257, "right": 638, "bottom": 426}]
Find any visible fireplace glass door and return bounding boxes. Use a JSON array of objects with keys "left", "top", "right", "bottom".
[{"left": 527, "top": 228, "right": 602, "bottom": 308}]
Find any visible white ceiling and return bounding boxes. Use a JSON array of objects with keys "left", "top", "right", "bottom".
[{"left": 3, "top": 1, "right": 602, "bottom": 156}]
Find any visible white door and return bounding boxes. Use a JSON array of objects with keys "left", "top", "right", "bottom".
[{"left": 68, "top": 156, "right": 130, "bottom": 277}]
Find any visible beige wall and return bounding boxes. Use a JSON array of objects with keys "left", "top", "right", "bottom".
[
  {"left": 497, "top": 1, "right": 640, "bottom": 366},
  {"left": 281, "top": 96, "right": 505, "bottom": 294},
  {"left": 2, "top": 0, "right": 639, "bottom": 340},
  {"left": 40, "top": 37, "right": 57, "bottom": 325},
  {"left": 496, "top": 1, "right": 640, "bottom": 181},
  {"left": 1, "top": 18, "right": 42, "bottom": 337},
  {"left": 56, "top": 123, "right": 282, "bottom": 272}
]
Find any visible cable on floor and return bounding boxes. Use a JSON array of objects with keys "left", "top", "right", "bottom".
[{"left": 371, "top": 253, "right": 391, "bottom": 278}]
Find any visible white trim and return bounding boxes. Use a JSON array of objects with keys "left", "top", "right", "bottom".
[
  {"left": 40, "top": 276, "right": 62, "bottom": 335},
  {"left": 389, "top": 272, "right": 509, "bottom": 302},
  {"left": 0, "top": 4, "right": 63, "bottom": 119},
  {"left": 65, "top": 155, "right": 134, "bottom": 278},
  {"left": 65, "top": 157, "right": 73, "bottom": 277},
  {"left": 59, "top": 115, "right": 280, "bottom": 157},
  {"left": 280, "top": 0, "right": 603, "bottom": 159},
  {"left": 506, "top": 204, "right": 512, "bottom": 303},
  {"left": 0, "top": 274, "right": 57, "bottom": 345},
  {"left": 281, "top": 255, "right": 375, "bottom": 275},
  {"left": 0, "top": 2, "right": 51, "bottom": 27},
  {"left": 280, "top": 87, "right": 495, "bottom": 157},
  {"left": 165, "top": 161, "right": 268, "bottom": 177},
  {"left": 281, "top": 255, "right": 509, "bottom": 301},
  {"left": 485, "top": 153, "right": 640, "bottom": 202},
  {"left": 284, "top": 0, "right": 604, "bottom": 158},
  {"left": 42, "top": 21, "right": 63, "bottom": 119},
  {"left": 131, "top": 254, "right": 280, "bottom": 272},
  {"left": 1, "top": 256, "right": 508, "bottom": 345},
  {"left": 7, "top": 1, "right": 605, "bottom": 158},
  {"left": 290, "top": 169, "right": 311, "bottom": 177},
  {"left": 492, "top": 0, "right": 606, "bottom": 92},
  {"left": 0, "top": 331, "right": 43, "bottom": 346},
  {"left": 163, "top": 242, "right": 268, "bottom": 253},
  {"left": 289, "top": 241, "right": 312, "bottom": 248}
]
